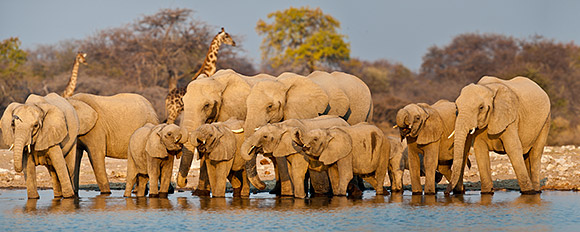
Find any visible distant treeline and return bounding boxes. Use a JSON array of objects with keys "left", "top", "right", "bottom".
[{"left": 1, "top": 25, "right": 579, "bottom": 145}]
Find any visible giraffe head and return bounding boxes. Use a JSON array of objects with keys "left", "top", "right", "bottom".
[
  {"left": 217, "top": 27, "right": 236, "bottom": 46},
  {"left": 77, "top": 51, "right": 88, "bottom": 65}
]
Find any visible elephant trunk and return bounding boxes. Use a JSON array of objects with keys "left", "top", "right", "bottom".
[
  {"left": 12, "top": 130, "right": 29, "bottom": 173},
  {"left": 177, "top": 148, "right": 194, "bottom": 188},
  {"left": 445, "top": 115, "right": 472, "bottom": 194},
  {"left": 240, "top": 134, "right": 260, "bottom": 161},
  {"left": 242, "top": 118, "right": 267, "bottom": 190}
]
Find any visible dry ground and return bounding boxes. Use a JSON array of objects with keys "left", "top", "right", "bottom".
[{"left": 0, "top": 146, "right": 578, "bottom": 191}]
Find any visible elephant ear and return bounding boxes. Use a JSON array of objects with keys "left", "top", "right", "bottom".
[
  {"left": 289, "top": 127, "right": 305, "bottom": 147},
  {"left": 488, "top": 85, "right": 518, "bottom": 135},
  {"left": 273, "top": 128, "right": 299, "bottom": 157},
  {"left": 208, "top": 125, "right": 236, "bottom": 161},
  {"left": 35, "top": 103, "right": 68, "bottom": 151},
  {"left": 68, "top": 99, "right": 97, "bottom": 135},
  {"left": 416, "top": 105, "right": 443, "bottom": 145},
  {"left": 146, "top": 124, "right": 168, "bottom": 159},
  {"left": 279, "top": 75, "right": 329, "bottom": 119},
  {"left": 0, "top": 103, "right": 21, "bottom": 145},
  {"left": 319, "top": 128, "right": 352, "bottom": 165}
]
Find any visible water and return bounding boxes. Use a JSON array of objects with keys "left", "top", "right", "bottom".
[{"left": 0, "top": 189, "right": 579, "bottom": 231}]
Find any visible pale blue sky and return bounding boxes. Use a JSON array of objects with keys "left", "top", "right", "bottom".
[{"left": 1, "top": 0, "right": 579, "bottom": 71}]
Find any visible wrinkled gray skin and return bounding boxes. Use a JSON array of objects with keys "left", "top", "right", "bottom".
[
  {"left": 243, "top": 71, "right": 373, "bottom": 191},
  {"left": 447, "top": 76, "right": 550, "bottom": 195},
  {"left": 177, "top": 69, "right": 274, "bottom": 193},
  {"left": 1, "top": 93, "right": 80, "bottom": 199},
  {"left": 396, "top": 100, "right": 470, "bottom": 195},
  {"left": 240, "top": 116, "right": 349, "bottom": 198},
  {"left": 189, "top": 119, "right": 249, "bottom": 198},
  {"left": 68, "top": 93, "right": 159, "bottom": 194},
  {"left": 124, "top": 123, "right": 187, "bottom": 198},
  {"left": 299, "top": 123, "right": 390, "bottom": 196}
]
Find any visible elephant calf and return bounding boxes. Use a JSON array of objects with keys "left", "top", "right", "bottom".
[
  {"left": 124, "top": 123, "right": 187, "bottom": 198},
  {"left": 189, "top": 119, "right": 250, "bottom": 198},
  {"left": 299, "top": 123, "right": 391, "bottom": 196}
]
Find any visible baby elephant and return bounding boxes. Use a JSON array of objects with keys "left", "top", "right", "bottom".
[
  {"left": 189, "top": 119, "right": 249, "bottom": 198},
  {"left": 298, "top": 123, "right": 391, "bottom": 196},
  {"left": 124, "top": 123, "right": 187, "bottom": 198}
]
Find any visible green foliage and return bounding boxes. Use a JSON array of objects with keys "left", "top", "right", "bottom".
[
  {"left": 256, "top": 6, "right": 350, "bottom": 74},
  {"left": 0, "top": 37, "right": 28, "bottom": 77}
]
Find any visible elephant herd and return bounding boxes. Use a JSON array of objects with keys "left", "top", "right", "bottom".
[{"left": 0, "top": 69, "right": 550, "bottom": 200}]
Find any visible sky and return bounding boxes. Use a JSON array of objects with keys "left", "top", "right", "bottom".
[{"left": 1, "top": 0, "right": 580, "bottom": 71}]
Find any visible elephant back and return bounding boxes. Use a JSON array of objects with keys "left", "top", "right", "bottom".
[
  {"left": 71, "top": 93, "right": 159, "bottom": 159},
  {"left": 308, "top": 71, "right": 373, "bottom": 124},
  {"left": 344, "top": 123, "right": 386, "bottom": 174},
  {"left": 128, "top": 124, "right": 154, "bottom": 174}
]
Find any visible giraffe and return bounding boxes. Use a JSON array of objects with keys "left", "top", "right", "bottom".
[
  {"left": 165, "top": 27, "right": 235, "bottom": 124},
  {"left": 62, "top": 51, "right": 87, "bottom": 98}
]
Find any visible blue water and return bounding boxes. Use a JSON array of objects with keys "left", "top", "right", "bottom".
[{"left": 0, "top": 189, "right": 578, "bottom": 231}]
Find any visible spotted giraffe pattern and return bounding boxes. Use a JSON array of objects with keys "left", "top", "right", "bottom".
[
  {"left": 62, "top": 51, "right": 87, "bottom": 98},
  {"left": 165, "top": 28, "right": 235, "bottom": 124}
]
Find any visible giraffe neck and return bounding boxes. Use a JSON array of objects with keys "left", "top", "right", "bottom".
[
  {"left": 63, "top": 58, "right": 81, "bottom": 98},
  {"left": 192, "top": 35, "right": 223, "bottom": 80}
]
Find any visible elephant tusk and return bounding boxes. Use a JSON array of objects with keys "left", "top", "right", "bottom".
[
  {"left": 254, "top": 127, "right": 261, "bottom": 131},
  {"left": 202, "top": 139, "right": 206, "bottom": 145},
  {"left": 447, "top": 130, "right": 455, "bottom": 139},
  {"left": 8, "top": 144, "right": 14, "bottom": 151},
  {"left": 392, "top": 125, "right": 398, "bottom": 129},
  {"left": 27, "top": 144, "right": 31, "bottom": 153},
  {"left": 249, "top": 145, "right": 256, "bottom": 153},
  {"left": 231, "top": 128, "right": 244, "bottom": 133},
  {"left": 470, "top": 128, "right": 476, "bottom": 135}
]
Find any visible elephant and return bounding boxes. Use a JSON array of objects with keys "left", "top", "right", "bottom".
[
  {"left": 395, "top": 100, "right": 471, "bottom": 195},
  {"left": 176, "top": 69, "right": 274, "bottom": 195},
  {"left": 386, "top": 136, "right": 407, "bottom": 193},
  {"left": 67, "top": 93, "right": 159, "bottom": 194},
  {"left": 1, "top": 93, "right": 79, "bottom": 199},
  {"left": 298, "top": 123, "right": 391, "bottom": 196},
  {"left": 240, "top": 115, "right": 349, "bottom": 198},
  {"left": 446, "top": 76, "right": 551, "bottom": 195},
  {"left": 242, "top": 71, "right": 373, "bottom": 194},
  {"left": 188, "top": 119, "right": 250, "bottom": 198},
  {"left": 124, "top": 123, "right": 187, "bottom": 198}
]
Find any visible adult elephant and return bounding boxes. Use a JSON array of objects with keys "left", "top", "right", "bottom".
[
  {"left": 243, "top": 71, "right": 373, "bottom": 191},
  {"left": 1, "top": 93, "right": 80, "bottom": 199},
  {"left": 395, "top": 100, "right": 471, "bottom": 195},
  {"left": 176, "top": 69, "right": 275, "bottom": 193},
  {"left": 446, "top": 76, "right": 551, "bottom": 195},
  {"left": 67, "top": 93, "right": 159, "bottom": 194}
]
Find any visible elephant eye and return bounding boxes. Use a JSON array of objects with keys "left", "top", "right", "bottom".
[
  {"left": 267, "top": 104, "right": 273, "bottom": 110},
  {"left": 415, "top": 115, "right": 420, "bottom": 120},
  {"left": 167, "top": 132, "right": 173, "bottom": 137},
  {"left": 203, "top": 103, "right": 210, "bottom": 109},
  {"left": 33, "top": 123, "right": 39, "bottom": 128},
  {"left": 479, "top": 105, "right": 484, "bottom": 110}
]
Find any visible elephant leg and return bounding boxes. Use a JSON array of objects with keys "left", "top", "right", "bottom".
[
  {"left": 64, "top": 142, "right": 81, "bottom": 195},
  {"left": 241, "top": 169, "right": 250, "bottom": 197},
  {"left": 310, "top": 170, "right": 331, "bottom": 196},
  {"left": 46, "top": 165, "right": 63, "bottom": 198},
  {"left": 136, "top": 175, "right": 148, "bottom": 197},
  {"left": 159, "top": 157, "right": 174, "bottom": 198},
  {"left": 207, "top": 159, "right": 232, "bottom": 198},
  {"left": 336, "top": 159, "right": 353, "bottom": 196},
  {"left": 501, "top": 128, "right": 534, "bottom": 193},
  {"left": 327, "top": 165, "right": 341, "bottom": 195},
  {"left": 47, "top": 146, "right": 74, "bottom": 198},
  {"left": 473, "top": 138, "right": 493, "bottom": 194},
  {"left": 193, "top": 158, "right": 211, "bottom": 196},
  {"left": 227, "top": 171, "right": 242, "bottom": 189},
  {"left": 24, "top": 154, "right": 39, "bottom": 199},
  {"left": 372, "top": 154, "right": 390, "bottom": 195},
  {"left": 528, "top": 118, "right": 550, "bottom": 193},
  {"left": 148, "top": 159, "right": 161, "bottom": 197},
  {"left": 288, "top": 155, "right": 308, "bottom": 198},
  {"left": 408, "top": 147, "right": 423, "bottom": 195},
  {"left": 275, "top": 157, "right": 293, "bottom": 196},
  {"left": 423, "top": 144, "right": 439, "bottom": 195},
  {"left": 82, "top": 133, "right": 111, "bottom": 194}
]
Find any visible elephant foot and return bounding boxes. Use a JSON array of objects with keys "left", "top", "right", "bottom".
[
  {"left": 390, "top": 189, "right": 403, "bottom": 194},
  {"left": 412, "top": 191, "right": 423, "bottom": 195},
  {"left": 233, "top": 188, "right": 242, "bottom": 198},
  {"left": 453, "top": 189, "right": 465, "bottom": 195},
  {"left": 424, "top": 191, "right": 437, "bottom": 195},
  {"left": 54, "top": 195, "right": 63, "bottom": 199},
  {"left": 63, "top": 195, "right": 76, "bottom": 199},
  {"left": 123, "top": 193, "right": 131, "bottom": 198},
  {"left": 159, "top": 192, "right": 169, "bottom": 198},
  {"left": 269, "top": 181, "right": 282, "bottom": 195},
  {"left": 520, "top": 190, "right": 540, "bottom": 195},
  {"left": 192, "top": 189, "right": 211, "bottom": 196},
  {"left": 149, "top": 194, "right": 159, "bottom": 198},
  {"left": 311, "top": 192, "right": 331, "bottom": 198},
  {"left": 100, "top": 191, "right": 112, "bottom": 195},
  {"left": 168, "top": 184, "right": 175, "bottom": 194},
  {"left": 376, "top": 187, "right": 390, "bottom": 196},
  {"left": 480, "top": 191, "right": 495, "bottom": 195},
  {"left": 347, "top": 181, "right": 363, "bottom": 198}
]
